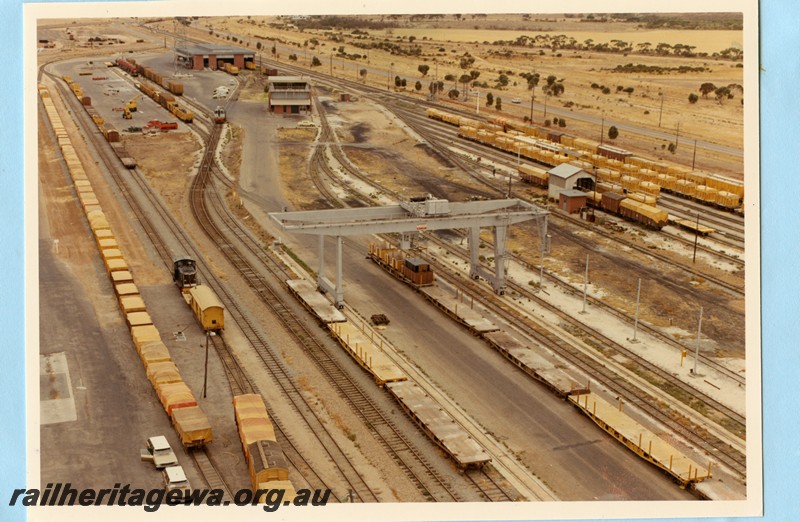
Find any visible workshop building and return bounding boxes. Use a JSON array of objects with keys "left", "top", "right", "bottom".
[{"left": 175, "top": 44, "right": 254, "bottom": 71}]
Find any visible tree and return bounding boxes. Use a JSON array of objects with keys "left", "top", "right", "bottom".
[
  {"left": 256, "top": 42, "right": 262, "bottom": 50},
  {"left": 311, "top": 56, "right": 321, "bottom": 67},
  {"left": 495, "top": 97, "right": 502, "bottom": 111},
  {"left": 699, "top": 82, "right": 716, "bottom": 98},
  {"left": 714, "top": 86, "right": 731, "bottom": 104},
  {"left": 486, "top": 92, "right": 494, "bottom": 106},
  {"left": 497, "top": 73, "right": 509, "bottom": 87},
  {"left": 623, "top": 86, "right": 634, "bottom": 96},
  {"left": 688, "top": 93, "right": 699, "bottom": 104},
  {"left": 459, "top": 74, "right": 472, "bottom": 94},
  {"left": 418, "top": 64, "right": 430, "bottom": 76},
  {"left": 415, "top": 80, "right": 422, "bottom": 91},
  {"left": 608, "top": 126, "right": 619, "bottom": 140},
  {"left": 395, "top": 75, "right": 402, "bottom": 87},
  {"left": 558, "top": 118, "right": 566, "bottom": 128},
  {"left": 448, "top": 88, "right": 460, "bottom": 99},
  {"left": 360, "top": 68, "right": 367, "bottom": 81},
  {"left": 289, "top": 53, "right": 298, "bottom": 61},
  {"left": 469, "top": 70, "right": 481, "bottom": 81},
  {"left": 444, "top": 73, "right": 455, "bottom": 82},
  {"left": 526, "top": 73, "right": 540, "bottom": 90},
  {"left": 271, "top": 45, "right": 276, "bottom": 56}
]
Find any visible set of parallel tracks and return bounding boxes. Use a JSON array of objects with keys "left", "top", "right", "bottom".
[
  {"left": 292, "top": 84, "right": 747, "bottom": 479},
  {"left": 48, "top": 70, "right": 380, "bottom": 502},
  {"left": 161, "top": 25, "right": 749, "bottom": 490},
  {"left": 391, "top": 106, "right": 747, "bottom": 281},
  {"left": 425, "top": 242, "right": 747, "bottom": 478},
  {"left": 44, "top": 71, "right": 236, "bottom": 502},
  {"left": 192, "top": 125, "right": 464, "bottom": 504}
]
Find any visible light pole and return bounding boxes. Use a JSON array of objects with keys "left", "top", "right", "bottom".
[
  {"left": 474, "top": 88, "right": 480, "bottom": 115},
  {"left": 600, "top": 114, "right": 605, "bottom": 145},
  {"left": 202, "top": 331, "right": 216, "bottom": 398},
  {"left": 692, "top": 306, "right": 704, "bottom": 375},
  {"left": 658, "top": 91, "right": 664, "bottom": 128},
  {"left": 529, "top": 93, "right": 534, "bottom": 123},
  {"left": 543, "top": 93, "right": 548, "bottom": 120}
]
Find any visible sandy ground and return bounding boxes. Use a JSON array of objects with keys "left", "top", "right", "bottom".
[
  {"left": 182, "top": 14, "right": 743, "bottom": 178},
  {"left": 36, "top": 16, "right": 748, "bottom": 503}
]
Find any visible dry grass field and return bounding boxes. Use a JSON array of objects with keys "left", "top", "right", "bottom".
[{"left": 175, "top": 13, "right": 744, "bottom": 178}]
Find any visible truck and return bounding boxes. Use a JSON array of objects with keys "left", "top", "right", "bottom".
[{"left": 141, "top": 436, "right": 178, "bottom": 469}]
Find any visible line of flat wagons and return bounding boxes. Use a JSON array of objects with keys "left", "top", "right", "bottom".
[
  {"left": 42, "top": 83, "right": 298, "bottom": 502},
  {"left": 366, "top": 243, "right": 712, "bottom": 488},
  {"left": 426, "top": 108, "right": 744, "bottom": 212},
  {"left": 286, "top": 278, "right": 491, "bottom": 470},
  {"left": 39, "top": 84, "right": 212, "bottom": 448}
]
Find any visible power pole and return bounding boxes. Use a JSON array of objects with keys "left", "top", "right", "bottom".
[
  {"left": 600, "top": 115, "right": 605, "bottom": 145},
  {"left": 631, "top": 278, "right": 642, "bottom": 342},
  {"left": 658, "top": 91, "right": 664, "bottom": 127},
  {"left": 692, "top": 306, "right": 704, "bottom": 375}
]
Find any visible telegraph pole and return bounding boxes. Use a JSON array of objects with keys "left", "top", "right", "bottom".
[
  {"left": 692, "top": 307, "right": 704, "bottom": 375},
  {"left": 631, "top": 278, "right": 642, "bottom": 342},
  {"left": 580, "top": 254, "right": 589, "bottom": 314}
]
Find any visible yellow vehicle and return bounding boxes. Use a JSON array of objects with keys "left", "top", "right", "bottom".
[
  {"left": 125, "top": 95, "right": 139, "bottom": 112},
  {"left": 122, "top": 108, "right": 132, "bottom": 119}
]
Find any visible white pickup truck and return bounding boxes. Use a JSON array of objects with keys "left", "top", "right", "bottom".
[{"left": 140, "top": 436, "right": 178, "bottom": 469}]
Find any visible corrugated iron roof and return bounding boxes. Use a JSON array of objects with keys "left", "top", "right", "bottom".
[{"left": 548, "top": 163, "right": 587, "bottom": 179}]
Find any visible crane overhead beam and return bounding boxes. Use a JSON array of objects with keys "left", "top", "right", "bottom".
[
  {"left": 269, "top": 198, "right": 548, "bottom": 307},
  {"left": 269, "top": 198, "right": 546, "bottom": 236}
]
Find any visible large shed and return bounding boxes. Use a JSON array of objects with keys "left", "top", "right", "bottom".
[
  {"left": 175, "top": 44, "right": 254, "bottom": 71},
  {"left": 547, "top": 164, "right": 594, "bottom": 200}
]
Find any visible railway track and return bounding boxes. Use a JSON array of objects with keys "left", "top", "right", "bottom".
[
  {"left": 294, "top": 84, "right": 746, "bottom": 388},
  {"left": 193, "top": 129, "right": 463, "bottom": 503},
  {"left": 299, "top": 86, "right": 747, "bottom": 478},
  {"left": 207, "top": 334, "right": 336, "bottom": 498},
  {"left": 204, "top": 85, "right": 522, "bottom": 502},
  {"left": 424, "top": 249, "right": 747, "bottom": 478},
  {"left": 46, "top": 70, "right": 382, "bottom": 502},
  {"left": 189, "top": 449, "right": 234, "bottom": 502},
  {"left": 393, "top": 106, "right": 747, "bottom": 269},
  {"left": 465, "top": 468, "right": 515, "bottom": 502}
]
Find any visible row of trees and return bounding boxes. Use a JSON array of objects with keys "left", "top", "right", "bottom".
[{"left": 690, "top": 82, "right": 743, "bottom": 104}]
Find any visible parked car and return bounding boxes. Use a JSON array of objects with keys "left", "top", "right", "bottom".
[
  {"left": 511, "top": 98, "right": 522, "bottom": 104},
  {"left": 163, "top": 465, "right": 191, "bottom": 492},
  {"left": 141, "top": 436, "right": 178, "bottom": 469}
]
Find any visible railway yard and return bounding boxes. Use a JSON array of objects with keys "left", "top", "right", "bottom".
[{"left": 36, "top": 13, "right": 753, "bottom": 516}]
